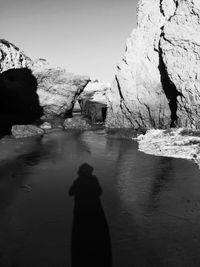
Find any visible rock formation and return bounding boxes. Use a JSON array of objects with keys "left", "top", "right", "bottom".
[
  {"left": 106, "top": 0, "right": 200, "bottom": 129},
  {"left": 160, "top": 0, "right": 200, "bottom": 128},
  {"left": 35, "top": 68, "right": 90, "bottom": 118},
  {"left": 137, "top": 128, "right": 200, "bottom": 168},
  {"left": 0, "top": 39, "right": 90, "bottom": 119},
  {"left": 0, "top": 39, "right": 31, "bottom": 72},
  {"left": 78, "top": 81, "right": 109, "bottom": 122},
  {"left": 0, "top": 68, "right": 43, "bottom": 135}
]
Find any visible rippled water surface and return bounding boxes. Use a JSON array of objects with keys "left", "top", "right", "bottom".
[{"left": 0, "top": 130, "right": 200, "bottom": 267}]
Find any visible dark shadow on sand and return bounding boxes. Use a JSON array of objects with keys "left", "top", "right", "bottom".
[{"left": 69, "top": 163, "right": 112, "bottom": 267}]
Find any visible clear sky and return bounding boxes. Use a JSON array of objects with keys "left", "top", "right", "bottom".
[{"left": 1, "top": 0, "right": 137, "bottom": 81}]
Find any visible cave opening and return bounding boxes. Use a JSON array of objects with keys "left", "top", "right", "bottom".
[
  {"left": 158, "top": 50, "right": 181, "bottom": 127},
  {"left": 0, "top": 68, "right": 43, "bottom": 137},
  {"left": 102, "top": 107, "right": 107, "bottom": 122},
  {"left": 77, "top": 98, "right": 107, "bottom": 123},
  {"left": 73, "top": 99, "right": 82, "bottom": 115}
]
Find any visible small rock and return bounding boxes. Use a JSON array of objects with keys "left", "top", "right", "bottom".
[
  {"left": 11, "top": 125, "right": 44, "bottom": 138},
  {"left": 63, "top": 117, "right": 91, "bottom": 130},
  {"left": 106, "top": 128, "right": 138, "bottom": 139},
  {"left": 40, "top": 122, "right": 52, "bottom": 130}
]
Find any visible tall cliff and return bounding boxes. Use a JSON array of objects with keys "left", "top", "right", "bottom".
[{"left": 106, "top": 0, "right": 200, "bottom": 129}]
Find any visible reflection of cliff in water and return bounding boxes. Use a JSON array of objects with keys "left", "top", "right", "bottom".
[
  {"left": 0, "top": 68, "right": 43, "bottom": 137},
  {"left": 0, "top": 135, "right": 60, "bottom": 212},
  {"left": 0, "top": 130, "right": 200, "bottom": 266},
  {"left": 147, "top": 157, "right": 173, "bottom": 211},
  {"left": 69, "top": 163, "right": 112, "bottom": 267}
]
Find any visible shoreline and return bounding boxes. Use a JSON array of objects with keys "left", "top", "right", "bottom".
[
  {"left": 1, "top": 125, "right": 200, "bottom": 170},
  {"left": 136, "top": 128, "right": 200, "bottom": 169}
]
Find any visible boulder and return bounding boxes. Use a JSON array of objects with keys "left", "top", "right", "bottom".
[
  {"left": 63, "top": 117, "right": 91, "bottom": 130},
  {"left": 35, "top": 68, "right": 90, "bottom": 118},
  {"left": 11, "top": 125, "right": 44, "bottom": 138}
]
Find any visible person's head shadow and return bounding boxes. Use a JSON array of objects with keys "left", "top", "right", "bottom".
[
  {"left": 69, "top": 163, "right": 102, "bottom": 202},
  {"left": 69, "top": 163, "right": 112, "bottom": 267}
]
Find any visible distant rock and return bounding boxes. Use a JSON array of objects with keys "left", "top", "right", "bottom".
[
  {"left": 78, "top": 81, "right": 109, "bottom": 122},
  {"left": 106, "top": 0, "right": 200, "bottom": 129},
  {"left": 63, "top": 117, "right": 91, "bottom": 130},
  {"left": 11, "top": 125, "right": 44, "bottom": 138}
]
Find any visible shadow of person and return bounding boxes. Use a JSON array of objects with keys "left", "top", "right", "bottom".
[{"left": 69, "top": 163, "right": 112, "bottom": 267}]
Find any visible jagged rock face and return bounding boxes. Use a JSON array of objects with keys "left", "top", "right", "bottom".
[
  {"left": 160, "top": 0, "right": 200, "bottom": 128},
  {"left": 106, "top": 0, "right": 171, "bottom": 129},
  {"left": 78, "top": 81, "right": 109, "bottom": 122},
  {"left": 0, "top": 39, "right": 31, "bottom": 71},
  {"left": 106, "top": 0, "right": 200, "bottom": 129},
  {"left": 0, "top": 39, "right": 90, "bottom": 119}
]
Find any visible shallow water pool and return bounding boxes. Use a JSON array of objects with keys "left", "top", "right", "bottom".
[{"left": 0, "top": 130, "right": 200, "bottom": 267}]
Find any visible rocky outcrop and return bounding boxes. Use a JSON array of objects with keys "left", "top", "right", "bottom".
[
  {"left": 106, "top": 0, "right": 200, "bottom": 129},
  {"left": 0, "top": 68, "right": 43, "bottom": 135},
  {"left": 137, "top": 128, "right": 200, "bottom": 168},
  {"left": 78, "top": 81, "right": 109, "bottom": 122},
  {"left": 0, "top": 39, "right": 90, "bottom": 119},
  {"left": 0, "top": 39, "right": 32, "bottom": 71},
  {"left": 35, "top": 68, "right": 90, "bottom": 118}
]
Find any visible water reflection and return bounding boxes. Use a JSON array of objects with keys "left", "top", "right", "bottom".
[
  {"left": 148, "top": 157, "right": 173, "bottom": 211},
  {"left": 69, "top": 163, "right": 112, "bottom": 267},
  {"left": 0, "top": 130, "right": 200, "bottom": 266},
  {"left": 0, "top": 137, "right": 44, "bottom": 211}
]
